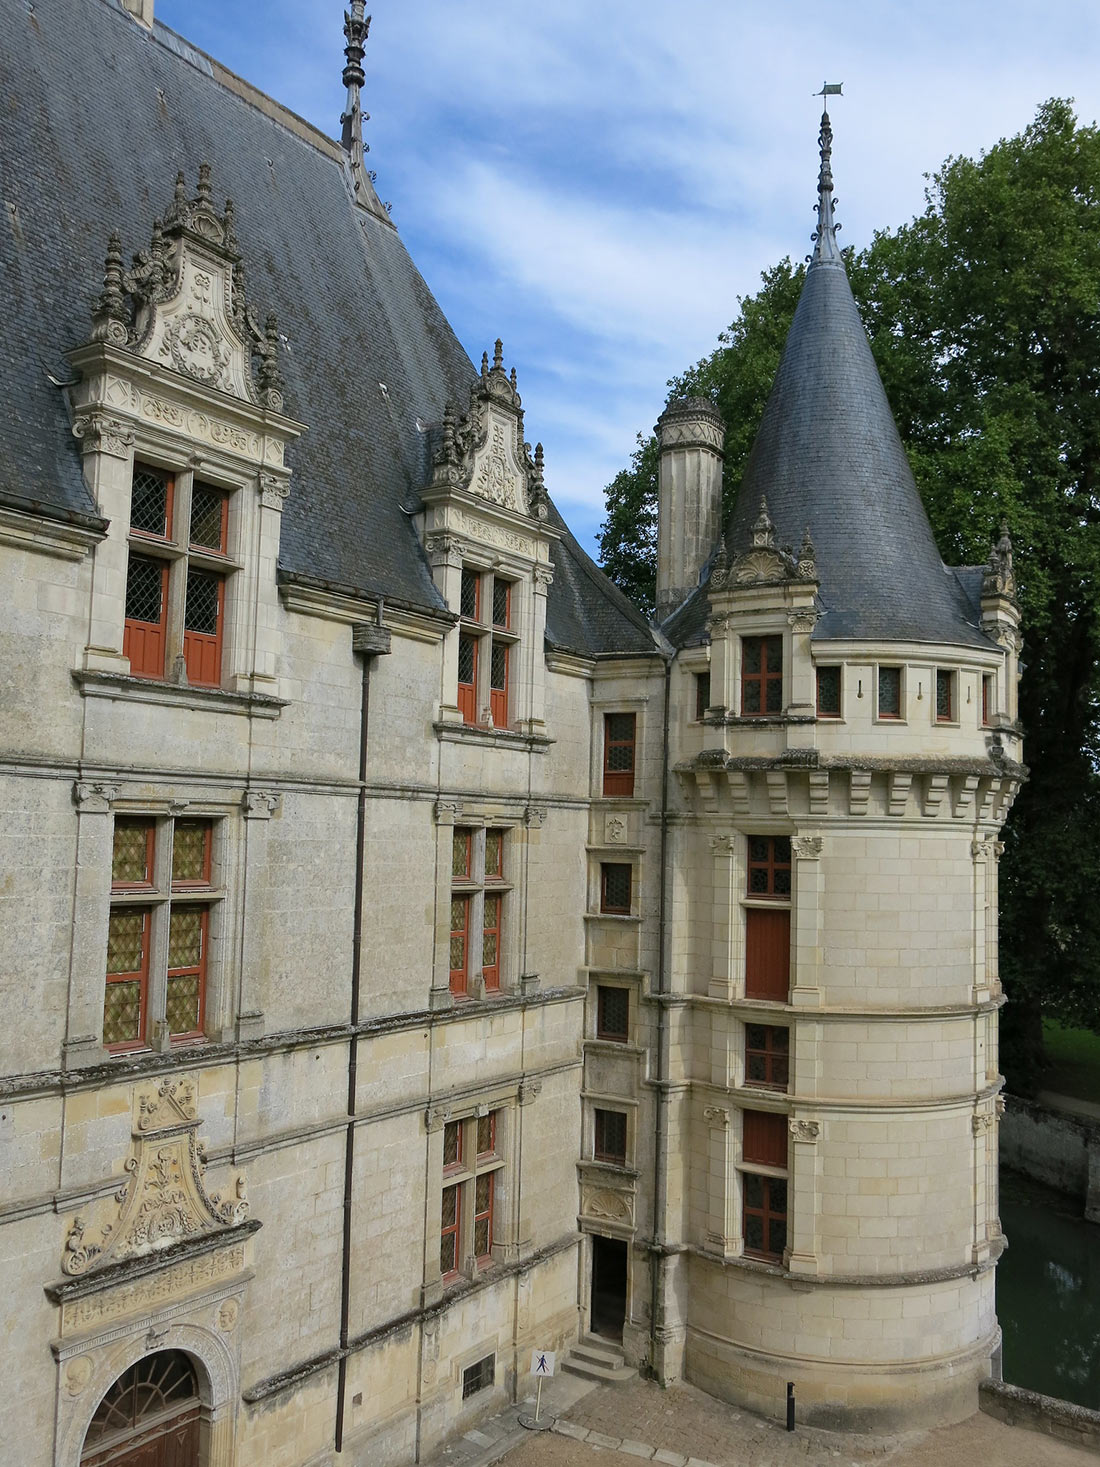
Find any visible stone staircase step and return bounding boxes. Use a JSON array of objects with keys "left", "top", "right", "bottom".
[
  {"left": 561, "top": 1338, "right": 637, "bottom": 1384},
  {"left": 571, "top": 1339, "right": 628, "bottom": 1368}
]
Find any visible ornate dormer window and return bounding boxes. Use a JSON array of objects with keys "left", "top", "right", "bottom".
[
  {"left": 422, "top": 342, "right": 557, "bottom": 747},
  {"left": 68, "top": 165, "right": 304, "bottom": 713}
]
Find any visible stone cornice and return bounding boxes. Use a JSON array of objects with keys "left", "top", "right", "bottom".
[{"left": 0, "top": 502, "right": 105, "bottom": 560}]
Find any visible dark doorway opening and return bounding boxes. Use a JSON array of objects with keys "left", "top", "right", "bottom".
[{"left": 590, "top": 1234, "right": 628, "bottom": 1341}]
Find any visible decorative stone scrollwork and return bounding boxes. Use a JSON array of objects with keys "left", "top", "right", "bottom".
[
  {"left": 242, "top": 790, "right": 281, "bottom": 820},
  {"left": 971, "top": 1113, "right": 995, "bottom": 1136},
  {"left": 787, "top": 608, "right": 819, "bottom": 633},
  {"left": 518, "top": 1078, "right": 542, "bottom": 1106},
  {"left": 434, "top": 799, "right": 464, "bottom": 824},
  {"left": 258, "top": 473, "right": 291, "bottom": 510},
  {"left": 524, "top": 805, "right": 547, "bottom": 829},
  {"left": 60, "top": 1079, "right": 248, "bottom": 1277},
  {"left": 792, "top": 835, "right": 823, "bottom": 860},
  {"left": 425, "top": 1106, "right": 450, "bottom": 1133},
  {"left": 533, "top": 564, "right": 554, "bottom": 587},
  {"left": 605, "top": 816, "right": 626, "bottom": 844},
  {"left": 709, "top": 834, "right": 735, "bottom": 855},
  {"left": 582, "top": 1188, "right": 634, "bottom": 1225},
  {"left": 71, "top": 412, "right": 135, "bottom": 459},
  {"left": 703, "top": 1105, "right": 730, "bottom": 1128},
  {"left": 73, "top": 780, "right": 121, "bottom": 813},
  {"left": 789, "top": 1118, "right": 821, "bottom": 1142}
]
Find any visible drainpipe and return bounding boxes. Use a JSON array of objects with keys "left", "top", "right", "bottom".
[
  {"left": 335, "top": 602, "right": 392, "bottom": 1454},
  {"left": 650, "top": 653, "right": 673, "bottom": 1376}
]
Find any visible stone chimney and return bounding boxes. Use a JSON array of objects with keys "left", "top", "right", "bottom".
[
  {"left": 655, "top": 397, "right": 725, "bottom": 620},
  {"left": 121, "top": 0, "right": 154, "bottom": 27}
]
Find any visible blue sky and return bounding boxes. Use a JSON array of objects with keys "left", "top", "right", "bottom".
[{"left": 156, "top": 0, "right": 1100, "bottom": 560}]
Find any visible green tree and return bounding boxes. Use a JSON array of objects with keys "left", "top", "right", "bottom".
[{"left": 599, "top": 100, "right": 1100, "bottom": 1089}]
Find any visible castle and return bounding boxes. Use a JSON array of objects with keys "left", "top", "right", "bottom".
[{"left": 0, "top": 3, "right": 1024, "bottom": 1464}]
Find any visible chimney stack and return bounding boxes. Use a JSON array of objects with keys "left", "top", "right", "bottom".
[
  {"left": 655, "top": 397, "right": 725, "bottom": 620},
  {"left": 121, "top": 0, "right": 154, "bottom": 27}
]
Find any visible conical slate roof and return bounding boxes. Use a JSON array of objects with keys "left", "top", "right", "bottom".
[{"left": 724, "top": 110, "right": 991, "bottom": 648}]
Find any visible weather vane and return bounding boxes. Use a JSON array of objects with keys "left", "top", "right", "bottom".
[{"left": 815, "top": 82, "right": 843, "bottom": 102}]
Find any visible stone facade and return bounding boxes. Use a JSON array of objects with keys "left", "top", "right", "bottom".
[{"left": 0, "top": 5, "right": 1023, "bottom": 1464}]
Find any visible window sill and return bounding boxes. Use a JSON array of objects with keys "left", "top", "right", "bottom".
[
  {"left": 585, "top": 911, "right": 640, "bottom": 923},
  {"left": 435, "top": 720, "right": 554, "bottom": 753},
  {"left": 578, "top": 1158, "right": 639, "bottom": 1181},
  {"left": 74, "top": 669, "right": 287, "bottom": 719},
  {"left": 726, "top": 714, "right": 815, "bottom": 727}
]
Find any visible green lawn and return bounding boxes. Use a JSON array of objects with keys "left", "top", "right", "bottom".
[{"left": 1042, "top": 1018, "right": 1100, "bottom": 1104}]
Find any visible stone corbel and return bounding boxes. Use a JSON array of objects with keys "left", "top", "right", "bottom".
[
  {"left": 258, "top": 472, "right": 291, "bottom": 511},
  {"left": 703, "top": 1105, "right": 730, "bottom": 1128},
  {"left": 71, "top": 412, "right": 136, "bottom": 459},
  {"left": 73, "top": 780, "right": 121, "bottom": 813},
  {"left": 242, "top": 790, "right": 281, "bottom": 820},
  {"left": 517, "top": 1078, "right": 542, "bottom": 1106},
  {"left": 791, "top": 835, "right": 823, "bottom": 860},
  {"left": 425, "top": 1106, "right": 450, "bottom": 1133},
  {"left": 434, "top": 799, "right": 464, "bottom": 825},
  {"left": 524, "top": 804, "right": 547, "bottom": 828},
  {"left": 788, "top": 1118, "right": 821, "bottom": 1143}
]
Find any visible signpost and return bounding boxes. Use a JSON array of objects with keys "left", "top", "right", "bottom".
[{"left": 518, "top": 1349, "right": 555, "bottom": 1431}]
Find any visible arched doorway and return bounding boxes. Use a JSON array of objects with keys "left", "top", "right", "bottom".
[{"left": 80, "top": 1350, "right": 201, "bottom": 1467}]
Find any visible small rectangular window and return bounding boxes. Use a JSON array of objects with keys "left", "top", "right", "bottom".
[
  {"left": 600, "top": 862, "right": 632, "bottom": 915},
  {"left": 936, "top": 669, "right": 954, "bottom": 722},
  {"left": 816, "top": 665, "right": 841, "bottom": 717},
  {"left": 747, "top": 836, "right": 791, "bottom": 898},
  {"left": 594, "top": 1108, "right": 628, "bottom": 1165},
  {"left": 745, "top": 1025, "right": 790, "bottom": 1089},
  {"left": 482, "top": 893, "right": 501, "bottom": 991},
  {"left": 489, "top": 640, "right": 509, "bottom": 726},
  {"left": 484, "top": 828, "right": 504, "bottom": 881},
  {"left": 473, "top": 1172, "right": 494, "bottom": 1259},
  {"left": 741, "top": 635, "right": 783, "bottom": 716},
  {"left": 982, "top": 674, "right": 993, "bottom": 727},
  {"left": 443, "top": 1120, "right": 463, "bottom": 1171},
  {"left": 171, "top": 820, "right": 212, "bottom": 888},
  {"left": 476, "top": 1111, "right": 497, "bottom": 1159},
  {"left": 742, "top": 1173, "right": 787, "bottom": 1261},
  {"left": 129, "top": 463, "right": 174, "bottom": 539},
  {"left": 182, "top": 568, "right": 225, "bottom": 686},
  {"left": 457, "top": 634, "right": 478, "bottom": 724},
  {"left": 695, "top": 671, "right": 711, "bottom": 720},
  {"left": 462, "top": 1354, "right": 495, "bottom": 1399},
  {"left": 123, "top": 554, "right": 169, "bottom": 679},
  {"left": 878, "top": 666, "right": 902, "bottom": 719},
  {"left": 103, "top": 908, "right": 150, "bottom": 1050},
  {"left": 597, "top": 985, "right": 629, "bottom": 1042},
  {"left": 449, "top": 895, "right": 470, "bottom": 996},
  {"left": 189, "top": 481, "right": 229, "bottom": 553},
  {"left": 602, "top": 712, "right": 636, "bottom": 797},
  {"left": 452, "top": 828, "right": 473, "bottom": 881},
  {"left": 492, "top": 579, "right": 511, "bottom": 629},
  {"left": 111, "top": 818, "right": 155, "bottom": 889},
  {"left": 742, "top": 1109, "right": 788, "bottom": 1168}
]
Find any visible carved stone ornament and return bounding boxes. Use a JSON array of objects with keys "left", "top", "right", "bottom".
[
  {"left": 73, "top": 780, "right": 121, "bottom": 813},
  {"left": 787, "top": 608, "right": 819, "bottom": 634},
  {"left": 982, "top": 523, "right": 1017, "bottom": 602},
  {"left": 582, "top": 1187, "right": 634, "bottom": 1225},
  {"left": 87, "top": 166, "right": 285, "bottom": 411},
  {"left": 703, "top": 1106, "right": 730, "bottom": 1128},
  {"left": 605, "top": 816, "right": 626, "bottom": 844},
  {"left": 434, "top": 799, "right": 464, "bottom": 824},
  {"left": 425, "top": 1106, "right": 450, "bottom": 1133},
  {"left": 789, "top": 1118, "right": 821, "bottom": 1142},
  {"left": 60, "top": 1078, "right": 248, "bottom": 1277},
  {"left": 524, "top": 805, "right": 547, "bottom": 829},
  {"left": 518, "top": 1078, "right": 542, "bottom": 1106},
  {"left": 242, "top": 789, "right": 281, "bottom": 820},
  {"left": 709, "top": 834, "right": 735, "bottom": 855},
  {"left": 258, "top": 472, "right": 291, "bottom": 510},
  {"left": 792, "top": 835, "right": 823, "bottom": 860},
  {"left": 726, "top": 496, "right": 813, "bottom": 588},
  {"left": 971, "top": 1113, "right": 995, "bottom": 1136},
  {"left": 426, "top": 341, "right": 548, "bottom": 521},
  {"left": 71, "top": 412, "right": 135, "bottom": 459}
]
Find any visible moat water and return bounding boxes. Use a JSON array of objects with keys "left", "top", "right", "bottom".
[{"left": 997, "top": 1167, "right": 1100, "bottom": 1408}]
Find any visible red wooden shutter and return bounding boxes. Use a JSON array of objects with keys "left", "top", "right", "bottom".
[
  {"left": 457, "top": 635, "right": 478, "bottom": 724},
  {"left": 123, "top": 556, "right": 169, "bottom": 678},
  {"left": 182, "top": 570, "right": 225, "bottom": 686},
  {"left": 449, "top": 895, "right": 469, "bottom": 995},
  {"left": 602, "top": 713, "right": 636, "bottom": 797},
  {"left": 742, "top": 1109, "right": 788, "bottom": 1167},
  {"left": 482, "top": 893, "right": 501, "bottom": 991},
  {"left": 489, "top": 641, "right": 509, "bottom": 726},
  {"left": 745, "top": 908, "right": 790, "bottom": 1000}
]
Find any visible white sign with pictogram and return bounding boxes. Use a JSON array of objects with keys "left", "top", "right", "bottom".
[{"left": 530, "top": 1349, "right": 556, "bottom": 1377}]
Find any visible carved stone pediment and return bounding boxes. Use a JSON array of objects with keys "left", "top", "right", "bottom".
[
  {"left": 426, "top": 340, "right": 548, "bottom": 520},
  {"left": 87, "top": 165, "right": 284, "bottom": 412},
  {"left": 723, "top": 499, "right": 818, "bottom": 588},
  {"left": 61, "top": 1079, "right": 248, "bottom": 1278}
]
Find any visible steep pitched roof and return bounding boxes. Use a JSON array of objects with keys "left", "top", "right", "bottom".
[
  {"left": 717, "top": 110, "right": 991, "bottom": 650},
  {"left": 0, "top": 0, "right": 648, "bottom": 651}
]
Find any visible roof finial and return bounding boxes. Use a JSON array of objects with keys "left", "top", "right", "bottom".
[
  {"left": 341, "top": 5, "right": 372, "bottom": 172},
  {"left": 493, "top": 338, "right": 504, "bottom": 371},
  {"left": 810, "top": 82, "right": 843, "bottom": 265}
]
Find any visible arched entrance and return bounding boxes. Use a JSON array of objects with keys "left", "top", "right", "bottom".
[{"left": 80, "top": 1351, "right": 201, "bottom": 1467}]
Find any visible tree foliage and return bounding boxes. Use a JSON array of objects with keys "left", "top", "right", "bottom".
[{"left": 598, "top": 100, "right": 1100, "bottom": 1088}]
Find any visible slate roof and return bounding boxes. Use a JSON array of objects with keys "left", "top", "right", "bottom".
[
  {"left": 0, "top": 0, "right": 650, "bottom": 655},
  {"left": 666, "top": 116, "right": 993, "bottom": 652}
]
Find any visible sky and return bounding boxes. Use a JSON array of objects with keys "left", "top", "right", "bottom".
[{"left": 155, "top": 0, "right": 1100, "bottom": 560}]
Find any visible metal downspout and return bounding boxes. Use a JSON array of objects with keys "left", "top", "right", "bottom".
[
  {"left": 335, "top": 604, "right": 391, "bottom": 1453},
  {"left": 650, "top": 653, "right": 673, "bottom": 1376}
]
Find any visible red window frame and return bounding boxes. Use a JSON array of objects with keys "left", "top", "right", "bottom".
[
  {"left": 189, "top": 482, "right": 229, "bottom": 553},
  {"left": 489, "top": 640, "right": 509, "bottom": 727},
  {"left": 473, "top": 1172, "right": 494, "bottom": 1261},
  {"left": 482, "top": 892, "right": 502, "bottom": 991},
  {"left": 878, "top": 666, "right": 902, "bottom": 719},
  {"left": 129, "top": 463, "right": 175, "bottom": 541},
  {"left": 165, "top": 904, "right": 209, "bottom": 1042},
  {"left": 596, "top": 985, "right": 629, "bottom": 1042},
  {"left": 171, "top": 821, "right": 213, "bottom": 889},
  {"left": 745, "top": 1025, "right": 790, "bottom": 1089},
  {"left": 476, "top": 1111, "right": 497, "bottom": 1159},
  {"left": 602, "top": 712, "right": 636, "bottom": 797},
  {"left": 741, "top": 635, "right": 783, "bottom": 716},
  {"left": 816, "top": 665, "right": 841, "bottom": 717},
  {"left": 982, "top": 674, "right": 992, "bottom": 727},
  {"left": 443, "top": 1119, "right": 463, "bottom": 1172},
  {"left": 600, "top": 862, "right": 632, "bottom": 915},
  {"left": 457, "top": 634, "right": 479, "bottom": 725},
  {"left": 484, "top": 828, "right": 504, "bottom": 882},
  {"left": 742, "top": 1173, "right": 787, "bottom": 1262},
  {"left": 594, "top": 1108, "right": 628, "bottom": 1165},
  {"left": 123, "top": 555, "right": 170, "bottom": 679},
  {"left": 111, "top": 818, "right": 156, "bottom": 890},
  {"left": 452, "top": 828, "right": 473, "bottom": 882},
  {"left": 747, "top": 836, "right": 791, "bottom": 898},
  {"left": 440, "top": 1183, "right": 461, "bottom": 1276},
  {"left": 491, "top": 579, "right": 511, "bottom": 629},
  {"left": 449, "top": 894, "right": 470, "bottom": 996},
  {"left": 460, "top": 568, "right": 482, "bottom": 621},
  {"left": 936, "top": 668, "right": 954, "bottom": 722},
  {"left": 182, "top": 572, "right": 226, "bottom": 687},
  {"left": 104, "top": 906, "right": 151, "bottom": 1052}
]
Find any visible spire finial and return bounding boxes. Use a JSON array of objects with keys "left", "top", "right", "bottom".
[
  {"left": 341, "top": 5, "right": 372, "bottom": 171},
  {"left": 810, "top": 83, "right": 843, "bottom": 264},
  {"left": 493, "top": 338, "right": 504, "bottom": 371}
]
